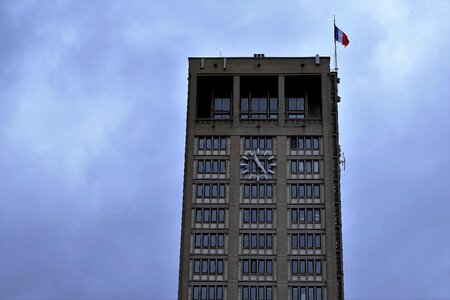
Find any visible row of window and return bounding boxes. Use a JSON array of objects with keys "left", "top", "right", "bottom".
[
  {"left": 240, "top": 98, "right": 278, "bottom": 119},
  {"left": 291, "top": 234, "right": 322, "bottom": 250},
  {"left": 195, "top": 183, "right": 321, "bottom": 200},
  {"left": 192, "top": 286, "right": 224, "bottom": 300},
  {"left": 291, "top": 209, "right": 321, "bottom": 225},
  {"left": 242, "top": 233, "right": 273, "bottom": 250},
  {"left": 195, "top": 136, "right": 322, "bottom": 151},
  {"left": 194, "top": 233, "right": 225, "bottom": 249},
  {"left": 196, "top": 184, "right": 226, "bottom": 198},
  {"left": 242, "top": 286, "right": 273, "bottom": 300},
  {"left": 290, "top": 184, "right": 320, "bottom": 199},
  {"left": 193, "top": 259, "right": 224, "bottom": 275},
  {"left": 192, "top": 258, "right": 324, "bottom": 277},
  {"left": 198, "top": 136, "right": 227, "bottom": 151},
  {"left": 292, "top": 286, "right": 324, "bottom": 300},
  {"left": 194, "top": 208, "right": 323, "bottom": 225},
  {"left": 210, "top": 97, "right": 312, "bottom": 120},
  {"left": 193, "top": 233, "right": 321, "bottom": 251},
  {"left": 290, "top": 137, "right": 320, "bottom": 150},
  {"left": 242, "top": 259, "right": 273, "bottom": 275},
  {"left": 291, "top": 259, "right": 323, "bottom": 276},
  {"left": 290, "top": 160, "right": 320, "bottom": 174},
  {"left": 243, "top": 184, "right": 273, "bottom": 199},
  {"left": 243, "top": 137, "right": 274, "bottom": 150},
  {"left": 243, "top": 208, "right": 273, "bottom": 224},
  {"left": 197, "top": 160, "right": 227, "bottom": 174},
  {"left": 195, "top": 208, "right": 226, "bottom": 224}
]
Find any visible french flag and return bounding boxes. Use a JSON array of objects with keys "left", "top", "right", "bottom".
[{"left": 335, "top": 25, "right": 349, "bottom": 47}]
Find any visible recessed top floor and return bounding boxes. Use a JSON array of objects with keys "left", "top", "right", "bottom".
[{"left": 195, "top": 75, "right": 323, "bottom": 121}]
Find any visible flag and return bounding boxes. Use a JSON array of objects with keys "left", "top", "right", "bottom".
[{"left": 334, "top": 25, "right": 349, "bottom": 47}]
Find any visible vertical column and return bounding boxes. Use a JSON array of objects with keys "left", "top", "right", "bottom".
[
  {"left": 233, "top": 76, "right": 240, "bottom": 125},
  {"left": 227, "top": 75, "right": 241, "bottom": 299},
  {"left": 228, "top": 135, "right": 241, "bottom": 299},
  {"left": 178, "top": 74, "right": 197, "bottom": 299},
  {"left": 276, "top": 135, "right": 288, "bottom": 299},
  {"left": 322, "top": 72, "right": 340, "bottom": 299},
  {"left": 278, "top": 75, "right": 285, "bottom": 126}
]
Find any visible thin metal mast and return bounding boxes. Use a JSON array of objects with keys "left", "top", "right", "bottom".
[{"left": 334, "top": 15, "right": 338, "bottom": 71}]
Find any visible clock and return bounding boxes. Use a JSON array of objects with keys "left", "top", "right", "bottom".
[{"left": 241, "top": 148, "right": 276, "bottom": 181}]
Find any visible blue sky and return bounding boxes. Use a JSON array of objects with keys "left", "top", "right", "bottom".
[{"left": 1, "top": 1, "right": 450, "bottom": 299}]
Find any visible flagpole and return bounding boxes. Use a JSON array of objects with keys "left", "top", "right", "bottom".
[{"left": 334, "top": 15, "right": 338, "bottom": 71}]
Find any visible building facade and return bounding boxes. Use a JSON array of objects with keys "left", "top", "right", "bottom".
[{"left": 178, "top": 55, "right": 344, "bottom": 300}]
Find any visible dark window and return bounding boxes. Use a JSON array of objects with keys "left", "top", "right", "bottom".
[
  {"left": 314, "top": 184, "right": 320, "bottom": 198},
  {"left": 213, "top": 98, "right": 231, "bottom": 119},
  {"left": 213, "top": 137, "right": 219, "bottom": 150},
  {"left": 244, "top": 185, "right": 250, "bottom": 198},
  {"left": 315, "top": 234, "right": 321, "bottom": 249},
  {"left": 193, "top": 287, "right": 200, "bottom": 300},
  {"left": 195, "top": 234, "right": 201, "bottom": 248},
  {"left": 300, "top": 234, "right": 305, "bottom": 248},
  {"left": 287, "top": 98, "right": 305, "bottom": 119},
  {"left": 198, "top": 161, "right": 204, "bottom": 173},
  {"left": 307, "top": 234, "right": 313, "bottom": 248},
  {"left": 218, "top": 234, "right": 224, "bottom": 247},
  {"left": 313, "top": 160, "right": 319, "bottom": 173},
  {"left": 243, "top": 234, "right": 249, "bottom": 249},
  {"left": 313, "top": 137, "right": 319, "bottom": 150},
  {"left": 291, "top": 234, "right": 298, "bottom": 249},
  {"left": 305, "top": 137, "right": 311, "bottom": 150},
  {"left": 243, "top": 260, "right": 249, "bottom": 274},
  {"left": 292, "top": 260, "right": 298, "bottom": 274},
  {"left": 251, "top": 234, "right": 257, "bottom": 249},
  {"left": 267, "top": 235, "right": 273, "bottom": 249},
  {"left": 197, "top": 185, "right": 203, "bottom": 197}
]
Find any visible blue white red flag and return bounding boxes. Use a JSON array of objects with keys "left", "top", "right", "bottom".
[{"left": 334, "top": 25, "right": 349, "bottom": 47}]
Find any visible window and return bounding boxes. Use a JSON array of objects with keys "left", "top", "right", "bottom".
[
  {"left": 243, "top": 183, "right": 273, "bottom": 199},
  {"left": 240, "top": 97, "right": 278, "bottom": 119},
  {"left": 290, "top": 136, "right": 321, "bottom": 151},
  {"left": 243, "top": 208, "right": 274, "bottom": 224},
  {"left": 197, "top": 184, "right": 226, "bottom": 199},
  {"left": 291, "top": 287, "right": 323, "bottom": 300},
  {"left": 290, "top": 233, "right": 322, "bottom": 250},
  {"left": 290, "top": 160, "right": 320, "bottom": 175},
  {"left": 290, "top": 184, "right": 321, "bottom": 199},
  {"left": 197, "top": 160, "right": 227, "bottom": 175},
  {"left": 212, "top": 98, "right": 231, "bottom": 119},
  {"left": 195, "top": 208, "right": 226, "bottom": 224},
  {"left": 287, "top": 98, "right": 305, "bottom": 119},
  {"left": 290, "top": 208, "right": 321, "bottom": 225},
  {"left": 242, "top": 233, "right": 273, "bottom": 250},
  {"left": 241, "top": 286, "right": 273, "bottom": 300},
  {"left": 193, "top": 286, "right": 224, "bottom": 300},
  {"left": 243, "top": 137, "right": 274, "bottom": 150},
  {"left": 290, "top": 259, "right": 323, "bottom": 276},
  {"left": 198, "top": 136, "right": 228, "bottom": 151},
  {"left": 193, "top": 259, "right": 225, "bottom": 275}
]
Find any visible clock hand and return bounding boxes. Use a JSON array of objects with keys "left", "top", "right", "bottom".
[{"left": 252, "top": 153, "right": 267, "bottom": 174}]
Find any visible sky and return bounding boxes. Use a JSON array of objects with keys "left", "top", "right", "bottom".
[{"left": 0, "top": 1, "right": 450, "bottom": 299}]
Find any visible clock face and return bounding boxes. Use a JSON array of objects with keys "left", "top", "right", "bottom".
[{"left": 241, "top": 148, "right": 276, "bottom": 181}]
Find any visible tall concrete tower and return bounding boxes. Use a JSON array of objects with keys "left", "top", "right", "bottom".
[{"left": 178, "top": 55, "right": 344, "bottom": 300}]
